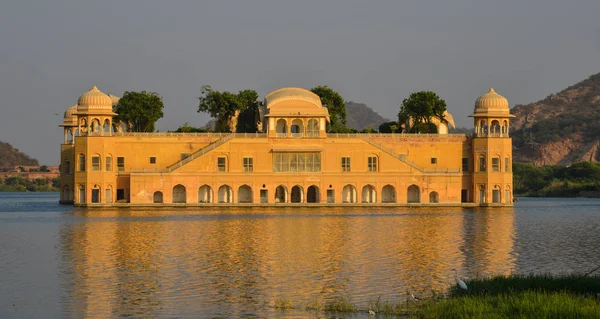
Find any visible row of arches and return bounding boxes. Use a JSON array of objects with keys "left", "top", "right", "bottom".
[
  {"left": 275, "top": 118, "right": 320, "bottom": 137},
  {"left": 153, "top": 184, "right": 440, "bottom": 204},
  {"left": 475, "top": 119, "right": 510, "bottom": 137}
]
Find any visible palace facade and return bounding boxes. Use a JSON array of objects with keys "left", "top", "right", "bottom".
[{"left": 59, "top": 86, "right": 514, "bottom": 207}]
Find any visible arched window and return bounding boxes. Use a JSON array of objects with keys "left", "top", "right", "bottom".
[
  {"left": 78, "top": 154, "right": 86, "bottom": 172},
  {"left": 173, "top": 184, "right": 186, "bottom": 203},
  {"left": 80, "top": 118, "right": 88, "bottom": 134},
  {"left": 361, "top": 185, "right": 377, "bottom": 203},
  {"left": 342, "top": 184, "right": 357, "bottom": 203},
  {"left": 291, "top": 185, "right": 303, "bottom": 203},
  {"left": 103, "top": 119, "right": 111, "bottom": 133},
  {"left": 492, "top": 156, "right": 500, "bottom": 172},
  {"left": 503, "top": 120, "right": 509, "bottom": 136},
  {"left": 505, "top": 185, "right": 512, "bottom": 204},
  {"left": 479, "top": 120, "right": 486, "bottom": 136},
  {"left": 407, "top": 185, "right": 420, "bottom": 203},
  {"left": 63, "top": 185, "right": 71, "bottom": 202},
  {"left": 91, "top": 155, "right": 101, "bottom": 171},
  {"left": 307, "top": 119, "right": 319, "bottom": 137},
  {"left": 105, "top": 185, "right": 113, "bottom": 203},
  {"left": 491, "top": 120, "right": 500, "bottom": 135},
  {"left": 479, "top": 185, "right": 486, "bottom": 203},
  {"left": 218, "top": 185, "right": 233, "bottom": 203},
  {"left": 91, "top": 118, "right": 101, "bottom": 133},
  {"left": 275, "top": 185, "right": 287, "bottom": 203},
  {"left": 291, "top": 119, "right": 304, "bottom": 137},
  {"left": 276, "top": 119, "right": 288, "bottom": 137},
  {"left": 429, "top": 191, "right": 439, "bottom": 203},
  {"left": 478, "top": 155, "right": 486, "bottom": 172},
  {"left": 307, "top": 185, "right": 319, "bottom": 203},
  {"left": 198, "top": 185, "right": 213, "bottom": 203},
  {"left": 382, "top": 185, "right": 396, "bottom": 203},
  {"left": 78, "top": 185, "right": 85, "bottom": 204},
  {"left": 238, "top": 185, "right": 253, "bottom": 203},
  {"left": 153, "top": 191, "right": 163, "bottom": 203}
]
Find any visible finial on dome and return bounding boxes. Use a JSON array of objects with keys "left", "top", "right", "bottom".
[
  {"left": 489, "top": 88, "right": 495, "bottom": 93},
  {"left": 90, "top": 85, "right": 99, "bottom": 91}
]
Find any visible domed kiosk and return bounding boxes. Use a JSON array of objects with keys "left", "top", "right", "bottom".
[
  {"left": 263, "top": 88, "right": 330, "bottom": 138},
  {"left": 471, "top": 88, "right": 515, "bottom": 137},
  {"left": 74, "top": 86, "right": 117, "bottom": 136}
]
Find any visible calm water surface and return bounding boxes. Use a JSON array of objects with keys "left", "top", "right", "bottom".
[{"left": 1, "top": 193, "right": 599, "bottom": 318}]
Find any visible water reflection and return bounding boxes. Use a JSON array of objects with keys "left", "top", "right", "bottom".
[{"left": 59, "top": 207, "right": 516, "bottom": 318}]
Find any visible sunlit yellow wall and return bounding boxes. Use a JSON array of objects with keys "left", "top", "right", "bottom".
[{"left": 63, "top": 133, "right": 499, "bottom": 205}]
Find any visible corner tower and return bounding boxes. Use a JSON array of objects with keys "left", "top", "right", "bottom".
[{"left": 470, "top": 88, "right": 515, "bottom": 205}]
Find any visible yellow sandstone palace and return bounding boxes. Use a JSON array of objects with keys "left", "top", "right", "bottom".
[{"left": 59, "top": 86, "right": 514, "bottom": 207}]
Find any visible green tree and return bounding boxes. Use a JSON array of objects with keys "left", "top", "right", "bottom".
[
  {"left": 114, "top": 91, "right": 164, "bottom": 132},
  {"left": 361, "top": 126, "right": 377, "bottom": 133},
  {"left": 39, "top": 165, "right": 50, "bottom": 172},
  {"left": 378, "top": 121, "right": 400, "bottom": 133},
  {"left": 398, "top": 91, "right": 446, "bottom": 133},
  {"left": 197, "top": 86, "right": 262, "bottom": 133},
  {"left": 174, "top": 122, "right": 208, "bottom": 133},
  {"left": 235, "top": 89, "right": 262, "bottom": 133},
  {"left": 310, "top": 86, "right": 346, "bottom": 130}
]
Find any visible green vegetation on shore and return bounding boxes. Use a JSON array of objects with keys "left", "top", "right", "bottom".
[
  {"left": 273, "top": 273, "right": 600, "bottom": 318},
  {"left": 514, "top": 161, "right": 600, "bottom": 197},
  {"left": 0, "top": 176, "right": 59, "bottom": 192}
]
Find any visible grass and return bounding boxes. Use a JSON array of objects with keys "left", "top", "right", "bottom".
[
  {"left": 273, "top": 273, "right": 600, "bottom": 318},
  {"left": 417, "top": 290, "right": 600, "bottom": 319},
  {"left": 447, "top": 273, "right": 600, "bottom": 297}
]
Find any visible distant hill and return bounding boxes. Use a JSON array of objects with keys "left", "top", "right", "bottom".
[
  {"left": 345, "top": 101, "right": 391, "bottom": 131},
  {"left": 0, "top": 141, "right": 39, "bottom": 167},
  {"left": 511, "top": 72, "right": 600, "bottom": 165}
]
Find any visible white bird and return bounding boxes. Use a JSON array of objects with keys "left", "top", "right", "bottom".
[
  {"left": 452, "top": 268, "right": 468, "bottom": 290},
  {"left": 369, "top": 309, "right": 376, "bottom": 316},
  {"left": 409, "top": 292, "right": 421, "bottom": 302}
]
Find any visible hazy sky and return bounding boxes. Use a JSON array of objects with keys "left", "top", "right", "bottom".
[{"left": 1, "top": 0, "right": 599, "bottom": 164}]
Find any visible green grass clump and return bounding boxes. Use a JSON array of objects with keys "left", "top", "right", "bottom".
[
  {"left": 449, "top": 273, "right": 600, "bottom": 297},
  {"left": 417, "top": 290, "right": 600, "bottom": 319}
]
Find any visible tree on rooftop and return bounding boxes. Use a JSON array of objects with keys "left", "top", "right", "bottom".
[
  {"left": 378, "top": 121, "right": 400, "bottom": 133},
  {"left": 398, "top": 91, "right": 446, "bottom": 133},
  {"left": 114, "top": 91, "right": 164, "bottom": 132},
  {"left": 310, "top": 86, "right": 347, "bottom": 131},
  {"left": 197, "top": 85, "right": 262, "bottom": 133},
  {"left": 235, "top": 89, "right": 262, "bottom": 133}
]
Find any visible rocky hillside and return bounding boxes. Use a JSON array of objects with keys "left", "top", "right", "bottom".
[
  {"left": 511, "top": 72, "right": 600, "bottom": 165},
  {"left": 0, "top": 141, "right": 39, "bottom": 167},
  {"left": 345, "top": 101, "right": 391, "bottom": 131}
]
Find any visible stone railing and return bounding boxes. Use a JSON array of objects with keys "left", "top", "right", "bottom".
[
  {"left": 327, "top": 133, "right": 466, "bottom": 139},
  {"left": 474, "top": 132, "right": 508, "bottom": 138},
  {"left": 291, "top": 133, "right": 304, "bottom": 138},
  {"left": 111, "top": 132, "right": 267, "bottom": 138}
]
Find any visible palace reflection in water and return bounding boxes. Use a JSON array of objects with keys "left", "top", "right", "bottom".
[{"left": 59, "top": 207, "right": 516, "bottom": 318}]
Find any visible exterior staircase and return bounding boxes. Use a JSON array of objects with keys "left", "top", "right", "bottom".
[
  {"left": 359, "top": 136, "right": 425, "bottom": 172},
  {"left": 166, "top": 134, "right": 234, "bottom": 172}
]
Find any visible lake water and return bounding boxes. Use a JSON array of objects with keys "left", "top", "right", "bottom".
[{"left": 1, "top": 193, "right": 599, "bottom": 318}]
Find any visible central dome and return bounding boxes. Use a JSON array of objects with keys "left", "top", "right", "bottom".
[
  {"left": 77, "top": 86, "right": 113, "bottom": 112},
  {"left": 265, "top": 87, "right": 323, "bottom": 109},
  {"left": 474, "top": 88, "right": 509, "bottom": 110}
]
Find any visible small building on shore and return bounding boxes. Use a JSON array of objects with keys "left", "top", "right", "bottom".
[{"left": 59, "top": 86, "right": 514, "bottom": 207}]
